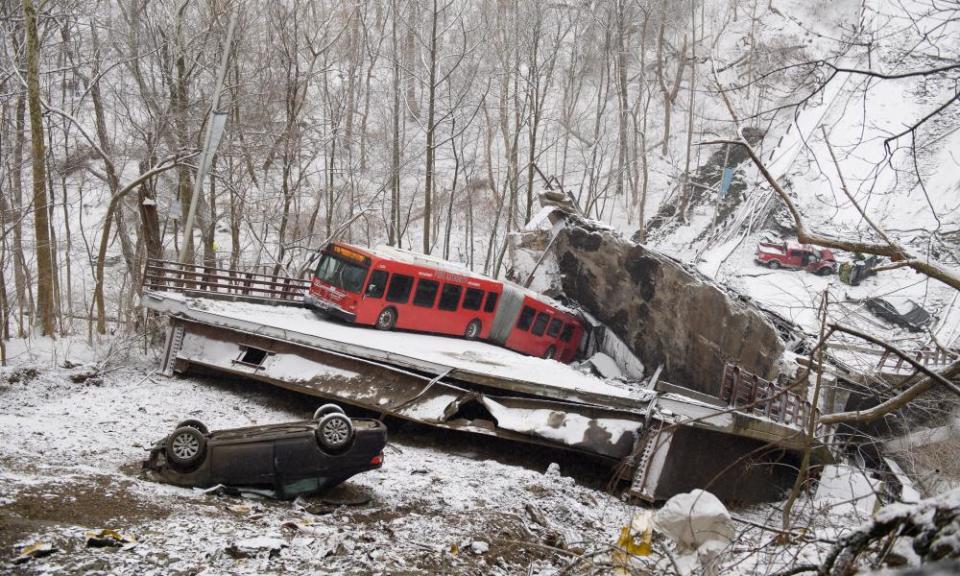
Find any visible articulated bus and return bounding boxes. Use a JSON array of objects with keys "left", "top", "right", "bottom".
[{"left": 304, "top": 242, "right": 584, "bottom": 363}]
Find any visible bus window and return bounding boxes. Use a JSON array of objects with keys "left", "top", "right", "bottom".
[
  {"left": 547, "top": 318, "right": 563, "bottom": 338},
  {"left": 386, "top": 274, "right": 414, "bottom": 303},
  {"left": 532, "top": 312, "right": 550, "bottom": 336},
  {"left": 315, "top": 253, "right": 368, "bottom": 293},
  {"left": 366, "top": 270, "right": 389, "bottom": 299},
  {"left": 484, "top": 291, "right": 499, "bottom": 313},
  {"left": 517, "top": 306, "right": 536, "bottom": 331},
  {"left": 560, "top": 323, "right": 575, "bottom": 342},
  {"left": 438, "top": 284, "right": 462, "bottom": 311},
  {"left": 463, "top": 288, "right": 484, "bottom": 311},
  {"left": 413, "top": 279, "right": 440, "bottom": 308}
]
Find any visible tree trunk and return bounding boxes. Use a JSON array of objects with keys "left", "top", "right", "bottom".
[
  {"left": 422, "top": 0, "right": 439, "bottom": 254},
  {"left": 23, "top": 0, "right": 56, "bottom": 337},
  {"left": 615, "top": 0, "right": 629, "bottom": 202},
  {"left": 678, "top": 0, "right": 698, "bottom": 220},
  {"left": 10, "top": 88, "right": 31, "bottom": 336},
  {"left": 389, "top": 0, "right": 402, "bottom": 246},
  {"left": 443, "top": 118, "right": 460, "bottom": 259}
]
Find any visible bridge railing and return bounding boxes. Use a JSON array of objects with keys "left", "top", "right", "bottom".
[
  {"left": 143, "top": 259, "right": 310, "bottom": 304},
  {"left": 719, "top": 364, "right": 816, "bottom": 428},
  {"left": 875, "top": 346, "right": 958, "bottom": 373}
]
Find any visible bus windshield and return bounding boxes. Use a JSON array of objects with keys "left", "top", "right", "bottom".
[{"left": 314, "top": 253, "right": 368, "bottom": 293}]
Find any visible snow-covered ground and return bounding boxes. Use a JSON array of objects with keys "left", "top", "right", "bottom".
[
  {"left": 0, "top": 337, "right": 641, "bottom": 574},
  {"left": 1, "top": 336, "right": 894, "bottom": 575}
]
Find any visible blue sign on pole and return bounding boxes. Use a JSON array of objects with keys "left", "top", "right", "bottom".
[{"left": 719, "top": 167, "right": 734, "bottom": 199}]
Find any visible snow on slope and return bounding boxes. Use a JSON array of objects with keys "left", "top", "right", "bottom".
[{"left": 649, "top": 0, "right": 960, "bottom": 347}]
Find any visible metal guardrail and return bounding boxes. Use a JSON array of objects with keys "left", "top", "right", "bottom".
[
  {"left": 875, "top": 347, "right": 958, "bottom": 373},
  {"left": 143, "top": 259, "right": 310, "bottom": 304},
  {"left": 720, "top": 364, "right": 815, "bottom": 428}
]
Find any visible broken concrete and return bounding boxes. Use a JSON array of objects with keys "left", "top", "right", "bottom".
[{"left": 554, "top": 218, "right": 784, "bottom": 396}]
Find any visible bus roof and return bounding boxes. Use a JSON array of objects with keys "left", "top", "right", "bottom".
[{"left": 368, "top": 244, "right": 494, "bottom": 283}]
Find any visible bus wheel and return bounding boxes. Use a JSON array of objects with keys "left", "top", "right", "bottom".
[
  {"left": 543, "top": 346, "right": 556, "bottom": 360},
  {"left": 376, "top": 307, "right": 397, "bottom": 331},
  {"left": 464, "top": 319, "right": 481, "bottom": 340}
]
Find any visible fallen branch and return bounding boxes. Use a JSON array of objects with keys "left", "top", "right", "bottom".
[{"left": 819, "top": 358, "right": 960, "bottom": 426}]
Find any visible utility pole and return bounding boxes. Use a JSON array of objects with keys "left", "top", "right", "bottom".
[{"left": 181, "top": 9, "right": 238, "bottom": 264}]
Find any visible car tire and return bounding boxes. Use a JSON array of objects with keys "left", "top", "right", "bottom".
[
  {"left": 166, "top": 426, "right": 207, "bottom": 471},
  {"left": 817, "top": 267, "right": 832, "bottom": 276},
  {"left": 375, "top": 307, "right": 397, "bottom": 331},
  {"left": 313, "top": 403, "right": 345, "bottom": 421},
  {"left": 543, "top": 346, "right": 556, "bottom": 360},
  {"left": 316, "top": 413, "right": 354, "bottom": 453},
  {"left": 175, "top": 419, "right": 209, "bottom": 435},
  {"left": 464, "top": 319, "right": 481, "bottom": 340},
  {"left": 768, "top": 260, "right": 781, "bottom": 269}
]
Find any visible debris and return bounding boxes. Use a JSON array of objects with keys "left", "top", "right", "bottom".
[
  {"left": 13, "top": 542, "right": 57, "bottom": 564},
  {"left": 545, "top": 462, "right": 561, "bottom": 477},
  {"left": 524, "top": 502, "right": 549, "bottom": 527},
  {"left": 655, "top": 490, "right": 734, "bottom": 576},
  {"left": 470, "top": 540, "right": 489, "bottom": 555},
  {"left": 85, "top": 529, "right": 138, "bottom": 549},
  {"left": 203, "top": 484, "right": 241, "bottom": 497},
  {"left": 226, "top": 536, "right": 286, "bottom": 559},
  {"left": 334, "top": 537, "right": 356, "bottom": 556},
  {"left": 586, "top": 352, "right": 624, "bottom": 380},
  {"left": 616, "top": 509, "right": 654, "bottom": 557},
  {"left": 883, "top": 457, "right": 922, "bottom": 504}
]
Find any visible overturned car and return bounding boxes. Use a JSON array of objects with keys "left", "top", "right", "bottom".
[{"left": 143, "top": 404, "right": 387, "bottom": 499}]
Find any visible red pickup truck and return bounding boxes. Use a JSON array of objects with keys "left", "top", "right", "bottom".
[{"left": 755, "top": 241, "right": 836, "bottom": 275}]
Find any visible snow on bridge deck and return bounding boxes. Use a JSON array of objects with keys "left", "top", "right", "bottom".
[{"left": 143, "top": 291, "right": 642, "bottom": 407}]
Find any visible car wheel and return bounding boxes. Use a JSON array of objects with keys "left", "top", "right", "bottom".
[
  {"left": 768, "top": 260, "right": 781, "bottom": 269},
  {"left": 375, "top": 307, "right": 397, "bottom": 331},
  {"left": 464, "top": 319, "right": 481, "bottom": 340},
  {"left": 166, "top": 426, "right": 207, "bottom": 471},
  {"left": 543, "top": 346, "right": 556, "bottom": 360},
  {"left": 817, "top": 267, "right": 832, "bottom": 276},
  {"left": 316, "top": 413, "right": 354, "bottom": 452},
  {"left": 175, "top": 419, "right": 209, "bottom": 434},
  {"left": 313, "top": 403, "right": 345, "bottom": 421}
]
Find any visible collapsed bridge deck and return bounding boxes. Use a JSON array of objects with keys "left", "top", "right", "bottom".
[{"left": 144, "top": 285, "right": 825, "bottom": 503}]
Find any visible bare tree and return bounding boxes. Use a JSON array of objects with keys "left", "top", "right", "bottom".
[{"left": 22, "top": 0, "right": 55, "bottom": 336}]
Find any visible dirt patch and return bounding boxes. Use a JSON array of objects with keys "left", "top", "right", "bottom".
[{"left": 0, "top": 474, "right": 170, "bottom": 557}]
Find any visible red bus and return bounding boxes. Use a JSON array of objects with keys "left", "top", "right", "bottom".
[{"left": 305, "top": 242, "right": 584, "bottom": 363}]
